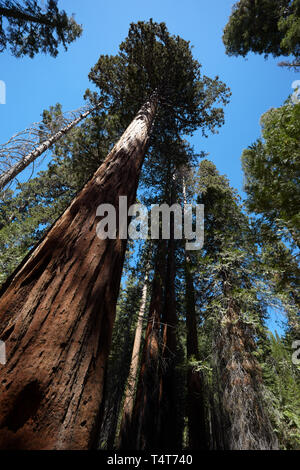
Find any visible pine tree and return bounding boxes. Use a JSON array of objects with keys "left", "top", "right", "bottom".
[
  {"left": 0, "top": 0, "right": 82, "bottom": 57},
  {"left": 99, "top": 270, "right": 143, "bottom": 450},
  {"left": 223, "top": 0, "right": 300, "bottom": 68},
  {"left": 195, "top": 159, "right": 278, "bottom": 450},
  {"left": 242, "top": 101, "right": 300, "bottom": 249},
  {"left": 182, "top": 175, "right": 209, "bottom": 450},
  {"left": 263, "top": 332, "right": 300, "bottom": 449}
]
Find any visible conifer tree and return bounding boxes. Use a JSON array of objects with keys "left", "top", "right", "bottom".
[
  {"left": 182, "top": 174, "right": 209, "bottom": 450},
  {"left": 242, "top": 102, "right": 300, "bottom": 249},
  {"left": 0, "top": 0, "right": 82, "bottom": 57},
  {"left": 0, "top": 104, "right": 99, "bottom": 192},
  {"left": 223, "top": 0, "right": 300, "bottom": 68},
  {"left": 196, "top": 159, "right": 278, "bottom": 450},
  {"left": 99, "top": 271, "right": 143, "bottom": 450}
]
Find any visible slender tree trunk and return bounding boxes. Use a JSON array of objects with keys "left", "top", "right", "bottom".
[
  {"left": 0, "top": 106, "right": 97, "bottom": 192},
  {"left": 124, "top": 243, "right": 166, "bottom": 450},
  {"left": 118, "top": 272, "right": 148, "bottom": 445},
  {"left": 99, "top": 308, "right": 135, "bottom": 450},
  {"left": 0, "top": 96, "right": 157, "bottom": 450}
]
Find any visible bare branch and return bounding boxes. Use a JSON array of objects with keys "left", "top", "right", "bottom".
[{"left": 0, "top": 103, "right": 100, "bottom": 192}]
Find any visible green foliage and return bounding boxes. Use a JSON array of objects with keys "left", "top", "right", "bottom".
[
  {"left": 263, "top": 332, "right": 300, "bottom": 449},
  {"left": 87, "top": 19, "right": 230, "bottom": 139},
  {"left": 0, "top": 0, "right": 82, "bottom": 57},
  {"left": 195, "top": 160, "right": 268, "bottom": 335},
  {"left": 223, "top": 0, "right": 300, "bottom": 62},
  {"left": 242, "top": 102, "right": 300, "bottom": 247}
]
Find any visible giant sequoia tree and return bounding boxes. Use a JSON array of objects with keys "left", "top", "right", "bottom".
[
  {"left": 0, "top": 97, "right": 157, "bottom": 450},
  {"left": 0, "top": 0, "right": 82, "bottom": 57},
  {"left": 0, "top": 21, "right": 229, "bottom": 450}
]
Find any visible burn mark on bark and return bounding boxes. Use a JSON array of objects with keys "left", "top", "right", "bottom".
[
  {"left": 3, "top": 381, "right": 43, "bottom": 433},
  {"left": 20, "top": 253, "right": 53, "bottom": 288},
  {"left": 0, "top": 325, "right": 15, "bottom": 342}
]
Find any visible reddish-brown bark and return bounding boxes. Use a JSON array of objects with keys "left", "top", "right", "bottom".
[{"left": 0, "top": 97, "right": 157, "bottom": 450}]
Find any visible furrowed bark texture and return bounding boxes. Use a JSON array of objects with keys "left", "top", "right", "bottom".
[{"left": 0, "top": 98, "right": 157, "bottom": 450}]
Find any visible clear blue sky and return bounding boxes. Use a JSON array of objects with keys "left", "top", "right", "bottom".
[{"left": 0, "top": 0, "right": 297, "bottom": 332}]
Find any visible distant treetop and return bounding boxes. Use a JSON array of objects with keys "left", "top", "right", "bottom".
[
  {"left": 0, "top": 0, "right": 82, "bottom": 58},
  {"left": 223, "top": 0, "right": 300, "bottom": 68}
]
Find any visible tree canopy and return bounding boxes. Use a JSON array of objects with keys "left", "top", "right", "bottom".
[
  {"left": 223, "top": 0, "right": 300, "bottom": 66},
  {"left": 242, "top": 101, "right": 300, "bottom": 248},
  {"left": 87, "top": 20, "right": 231, "bottom": 139},
  {"left": 0, "top": 0, "right": 82, "bottom": 57}
]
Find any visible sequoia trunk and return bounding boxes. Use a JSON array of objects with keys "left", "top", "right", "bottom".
[{"left": 0, "top": 97, "right": 157, "bottom": 450}]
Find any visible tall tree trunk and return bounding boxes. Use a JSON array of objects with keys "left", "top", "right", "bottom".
[
  {"left": 0, "top": 96, "right": 157, "bottom": 450},
  {"left": 123, "top": 243, "right": 166, "bottom": 450},
  {"left": 158, "top": 175, "right": 181, "bottom": 448},
  {"left": 118, "top": 271, "right": 148, "bottom": 445},
  {"left": 159, "top": 234, "right": 180, "bottom": 448},
  {"left": 184, "top": 252, "right": 208, "bottom": 450},
  {"left": 215, "top": 277, "right": 278, "bottom": 450},
  {"left": 182, "top": 178, "right": 208, "bottom": 449},
  {"left": 0, "top": 105, "right": 97, "bottom": 192}
]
